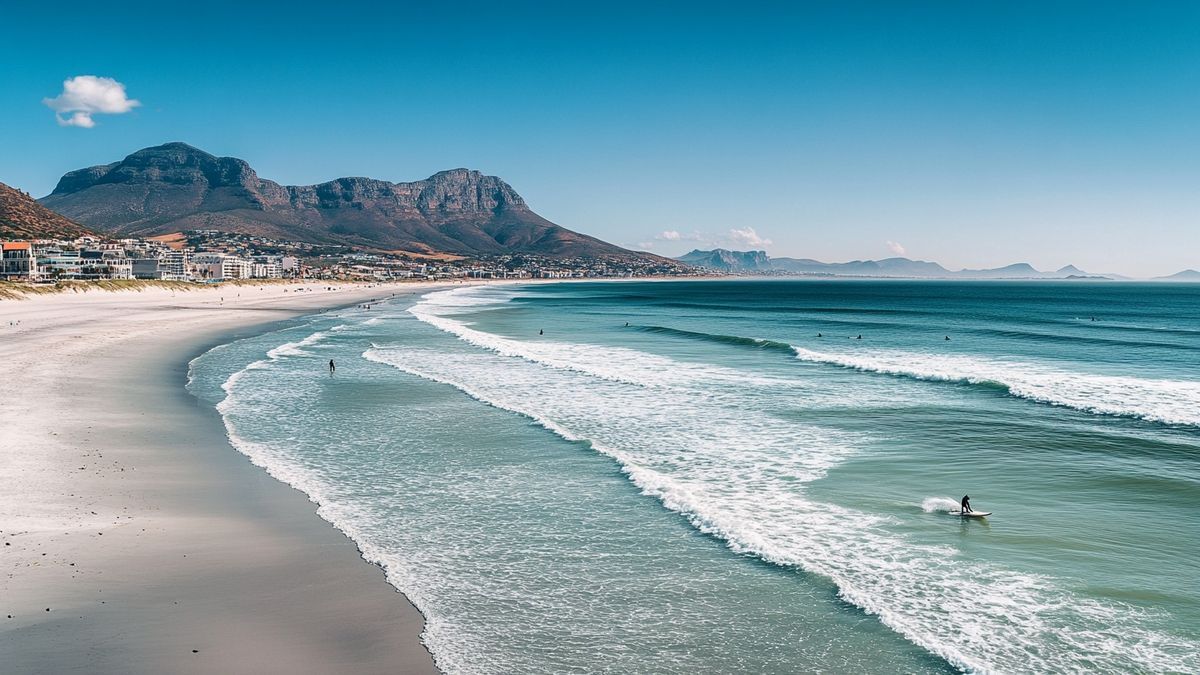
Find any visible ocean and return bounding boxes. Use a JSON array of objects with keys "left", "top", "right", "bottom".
[{"left": 187, "top": 279, "right": 1200, "bottom": 674}]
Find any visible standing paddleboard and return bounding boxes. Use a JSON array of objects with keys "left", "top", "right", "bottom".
[{"left": 949, "top": 510, "right": 991, "bottom": 517}]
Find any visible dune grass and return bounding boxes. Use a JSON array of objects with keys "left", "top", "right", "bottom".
[{"left": 0, "top": 278, "right": 309, "bottom": 300}]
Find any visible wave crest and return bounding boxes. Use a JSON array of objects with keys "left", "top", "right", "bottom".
[{"left": 790, "top": 346, "right": 1200, "bottom": 427}]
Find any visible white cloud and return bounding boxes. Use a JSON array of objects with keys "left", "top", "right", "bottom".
[
  {"left": 887, "top": 240, "right": 907, "bottom": 256},
  {"left": 43, "top": 75, "right": 140, "bottom": 128},
  {"left": 653, "top": 230, "right": 704, "bottom": 242},
  {"left": 728, "top": 226, "right": 772, "bottom": 248}
]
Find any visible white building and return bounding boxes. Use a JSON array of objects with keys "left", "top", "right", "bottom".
[
  {"left": 252, "top": 260, "right": 282, "bottom": 279},
  {"left": 159, "top": 250, "right": 190, "bottom": 280},
  {"left": 191, "top": 253, "right": 252, "bottom": 280},
  {"left": 34, "top": 246, "right": 132, "bottom": 280}
]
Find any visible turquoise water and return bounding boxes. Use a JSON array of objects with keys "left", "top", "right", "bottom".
[{"left": 188, "top": 280, "right": 1200, "bottom": 674}]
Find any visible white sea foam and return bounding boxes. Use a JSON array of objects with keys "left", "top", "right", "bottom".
[
  {"left": 409, "top": 288, "right": 788, "bottom": 389},
  {"left": 215, "top": 325, "right": 343, "bottom": 413},
  {"left": 791, "top": 346, "right": 1200, "bottom": 427},
  {"left": 264, "top": 325, "right": 343, "bottom": 359},
  {"left": 208, "top": 326, "right": 452, "bottom": 669},
  {"left": 367, "top": 342, "right": 1199, "bottom": 673},
  {"left": 370, "top": 286, "right": 1200, "bottom": 674}
]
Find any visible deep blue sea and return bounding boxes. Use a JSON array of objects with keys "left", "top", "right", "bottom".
[{"left": 188, "top": 280, "right": 1200, "bottom": 674}]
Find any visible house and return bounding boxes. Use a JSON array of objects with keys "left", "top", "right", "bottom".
[{"left": 0, "top": 241, "right": 35, "bottom": 280}]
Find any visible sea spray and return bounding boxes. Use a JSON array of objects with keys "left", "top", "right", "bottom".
[{"left": 922, "top": 497, "right": 963, "bottom": 513}]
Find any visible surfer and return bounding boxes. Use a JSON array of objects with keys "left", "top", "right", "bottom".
[
  {"left": 945, "top": 335, "right": 950, "bottom": 341},
  {"left": 817, "top": 332, "right": 822, "bottom": 337},
  {"left": 960, "top": 494, "right": 972, "bottom": 514},
  {"left": 539, "top": 329, "right": 544, "bottom": 335},
  {"left": 329, "top": 359, "right": 336, "bottom": 375},
  {"left": 856, "top": 334, "right": 862, "bottom": 340}
]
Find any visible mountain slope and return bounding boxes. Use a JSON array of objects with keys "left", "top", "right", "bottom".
[
  {"left": 0, "top": 181, "right": 96, "bottom": 240},
  {"left": 40, "top": 143, "right": 643, "bottom": 259}
]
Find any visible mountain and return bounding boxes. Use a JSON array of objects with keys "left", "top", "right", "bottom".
[
  {"left": 0, "top": 181, "right": 96, "bottom": 240},
  {"left": 40, "top": 143, "right": 645, "bottom": 260},
  {"left": 956, "top": 262, "right": 1044, "bottom": 279},
  {"left": 770, "top": 256, "right": 952, "bottom": 277},
  {"left": 676, "top": 248, "right": 771, "bottom": 272},
  {"left": 1156, "top": 269, "right": 1200, "bottom": 281},
  {"left": 677, "top": 249, "right": 1104, "bottom": 279}
]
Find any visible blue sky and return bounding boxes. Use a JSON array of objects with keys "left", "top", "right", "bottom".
[{"left": 2, "top": 1, "right": 1198, "bottom": 276}]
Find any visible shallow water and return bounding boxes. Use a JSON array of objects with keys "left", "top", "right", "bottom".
[{"left": 189, "top": 280, "right": 1200, "bottom": 674}]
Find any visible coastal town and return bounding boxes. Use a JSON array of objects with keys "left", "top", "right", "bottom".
[{"left": 0, "top": 229, "right": 695, "bottom": 284}]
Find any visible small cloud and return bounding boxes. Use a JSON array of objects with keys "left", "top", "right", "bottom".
[
  {"left": 637, "top": 241, "right": 655, "bottom": 250},
  {"left": 653, "top": 230, "right": 704, "bottom": 242},
  {"left": 43, "top": 75, "right": 140, "bottom": 128},
  {"left": 729, "top": 227, "right": 772, "bottom": 248},
  {"left": 887, "top": 240, "right": 907, "bottom": 256}
]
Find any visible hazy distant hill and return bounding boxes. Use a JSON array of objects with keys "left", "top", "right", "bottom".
[
  {"left": 40, "top": 143, "right": 651, "bottom": 260},
  {"left": 1155, "top": 269, "right": 1200, "bottom": 281},
  {"left": 677, "top": 249, "right": 1106, "bottom": 279},
  {"left": 0, "top": 181, "right": 95, "bottom": 240},
  {"left": 955, "top": 262, "right": 1045, "bottom": 279},
  {"left": 770, "top": 256, "right": 953, "bottom": 277}
]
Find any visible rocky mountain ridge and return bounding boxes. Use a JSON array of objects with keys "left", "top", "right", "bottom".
[
  {"left": 675, "top": 249, "right": 771, "bottom": 272},
  {"left": 40, "top": 143, "right": 647, "bottom": 260}
]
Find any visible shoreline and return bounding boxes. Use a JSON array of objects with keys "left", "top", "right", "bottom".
[{"left": 0, "top": 282, "right": 456, "bottom": 673}]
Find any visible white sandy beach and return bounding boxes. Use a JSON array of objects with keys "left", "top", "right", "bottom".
[{"left": 0, "top": 282, "right": 454, "bottom": 674}]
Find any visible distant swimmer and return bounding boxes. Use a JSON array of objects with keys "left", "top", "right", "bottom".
[
  {"left": 625, "top": 322, "right": 629, "bottom": 327},
  {"left": 817, "top": 332, "right": 822, "bottom": 337},
  {"left": 960, "top": 494, "right": 972, "bottom": 514},
  {"left": 945, "top": 335, "right": 951, "bottom": 341},
  {"left": 329, "top": 359, "right": 336, "bottom": 375},
  {"left": 539, "top": 329, "right": 544, "bottom": 335}
]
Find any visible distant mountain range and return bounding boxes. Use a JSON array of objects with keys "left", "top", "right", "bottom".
[
  {"left": 0, "top": 181, "right": 95, "bottom": 240},
  {"left": 37, "top": 142, "right": 653, "bottom": 260},
  {"left": 677, "top": 249, "right": 1126, "bottom": 279}
]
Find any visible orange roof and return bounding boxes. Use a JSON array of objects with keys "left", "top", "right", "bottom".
[{"left": 2, "top": 241, "right": 32, "bottom": 251}]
